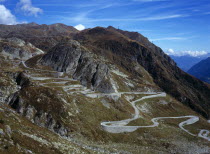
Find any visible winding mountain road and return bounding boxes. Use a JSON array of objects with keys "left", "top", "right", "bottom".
[
  {"left": 101, "top": 93, "right": 198, "bottom": 135},
  {"left": 21, "top": 61, "right": 210, "bottom": 142}
]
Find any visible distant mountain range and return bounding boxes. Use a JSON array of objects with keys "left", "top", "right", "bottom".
[
  {"left": 170, "top": 54, "right": 210, "bottom": 72},
  {"left": 188, "top": 57, "right": 210, "bottom": 83}
]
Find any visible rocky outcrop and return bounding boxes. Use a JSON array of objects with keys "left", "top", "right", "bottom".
[
  {"left": 7, "top": 86, "right": 70, "bottom": 137},
  {"left": 0, "top": 72, "right": 20, "bottom": 104},
  {"left": 8, "top": 94, "right": 69, "bottom": 136},
  {"left": 0, "top": 37, "right": 44, "bottom": 60},
  {"left": 40, "top": 40, "right": 81, "bottom": 74},
  {"left": 40, "top": 40, "right": 115, "bottom": 93},
  {"left": 0, "top": 71, "right": 30, "bottom": 104},
  {"left": 16, "top": 72, "right": 30, "bottom": 87},
  {"left": 0, "top": 71, "right": 70, "bottom": 137}
]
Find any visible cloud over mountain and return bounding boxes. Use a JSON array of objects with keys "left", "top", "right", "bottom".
[{"left": 166, "top": 49, "right": 208, "bottom": 57}]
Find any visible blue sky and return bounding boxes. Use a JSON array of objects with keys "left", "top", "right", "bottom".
[{"left": 0, "top": 0, "right": 210, "bottom": 56}]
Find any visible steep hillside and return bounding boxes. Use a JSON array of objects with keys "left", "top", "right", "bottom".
[
  {"left": 0, "top": 24, "right": 210, "bottom": 153},
  {"left": 188, "top": 57, "right": 210, "bottom": 83},
  {"left": 74, "top": 26, "right": 210, "bottom": 119},
  {"left": 1, "top": 41, "right": 210, "bottom": 153}
]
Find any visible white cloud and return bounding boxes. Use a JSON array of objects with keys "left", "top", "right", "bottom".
[
  {"left": 65, "top": 14, "right": 186, "bottom": 24},
  {"left": 167, "top": 48, "right": 175, "bottom": 54},
  {"left": 18, "top": 0, "right": 43, "bottom": 16},
  {"left": 150, "top": 37, "right": 186, "bottom": 41},
  {"left": 166, "top": 49, "right": 208, "bottom": 57},
  {"left": 74, "top": 24, "right": 85, "bottom": 31},
  {"left": 0, "top": 5, "right": 17, "bottom": 25},
  {"left": 142, "top": 14, "right": 186, "bottom": 20},
  {"left": 96, "top": 14, "right": 185, "bottom": 22}
]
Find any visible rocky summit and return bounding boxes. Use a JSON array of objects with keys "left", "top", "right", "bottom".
[{"left": 0, "top": 23, "right": 209, "bottom": 154}]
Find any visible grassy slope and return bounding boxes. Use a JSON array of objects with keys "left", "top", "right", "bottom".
[{"left": 0, "top": 52, "right": 209, "bottom": 153}]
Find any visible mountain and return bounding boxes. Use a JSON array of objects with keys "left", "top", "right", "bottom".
[
  {"left": 0, "top": 23, "right": 210, "bottom": 153},
  {"left": 0, "top": 23, "right": 78, "bottom": 51},
  {"left": 74, "top": 26, "right": 210, "bottom": 118},
  {"left": 188, "top": 57, "right": 210, "bottom": 83},
  {"left": 170, "top": 55, "right": 210, "bottom": 71}
]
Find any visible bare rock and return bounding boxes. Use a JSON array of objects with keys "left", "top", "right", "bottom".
[
  {"left": 0, "top": 37, "right": 44, "bottom": 60},
  {"left": 40, "top": 40, "right": 115, "bottom": 93},
  {"left": 5, "top": 125, "right": 12, "bottom": 137}
]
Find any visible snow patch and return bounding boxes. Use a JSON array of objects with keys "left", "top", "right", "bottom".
[{"left": 74, "top": 24, "right": 85, "bottom": 31}]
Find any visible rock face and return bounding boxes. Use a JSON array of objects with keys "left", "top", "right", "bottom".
[
  {"left": 40, "top": 40, "right": 114, "bottom": 93},
  {"left": 0, "top": 37, "right": 44, "bottom": 60},
  {"left": 0, "top": 72, "right": 20, "bottom": 104},
  {"left": 1, "top": 72, "right": 70, "bottom": 137},
  {"left": 8, "top": 94, "right": 69, "bottom": 136},
  {"left": 9, "top": 93, "right": 69, "bottom": 136},
  {"left": 188, "top": 57, "right": 210, "bottom": 83},
  {"left": 40, "top": 40, "right": 81, "bottom": 74}
]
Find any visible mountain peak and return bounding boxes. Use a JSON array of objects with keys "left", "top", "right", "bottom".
[{"left": 27, "top": 22, "right": 39, "bottom": 26}]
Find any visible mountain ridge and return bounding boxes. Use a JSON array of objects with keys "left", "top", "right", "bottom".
[
  {"left": 73, "top": 26, "right": 210, "bottom": 118},
  {"left": 188, "top": 57, "right": 210, "bottom": 83},
  {"left": 0, "top": 23, "right": 78, "bottom": 51},
  {"left": 170, "top": 55, "right": 210, "bottom": 71}
]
